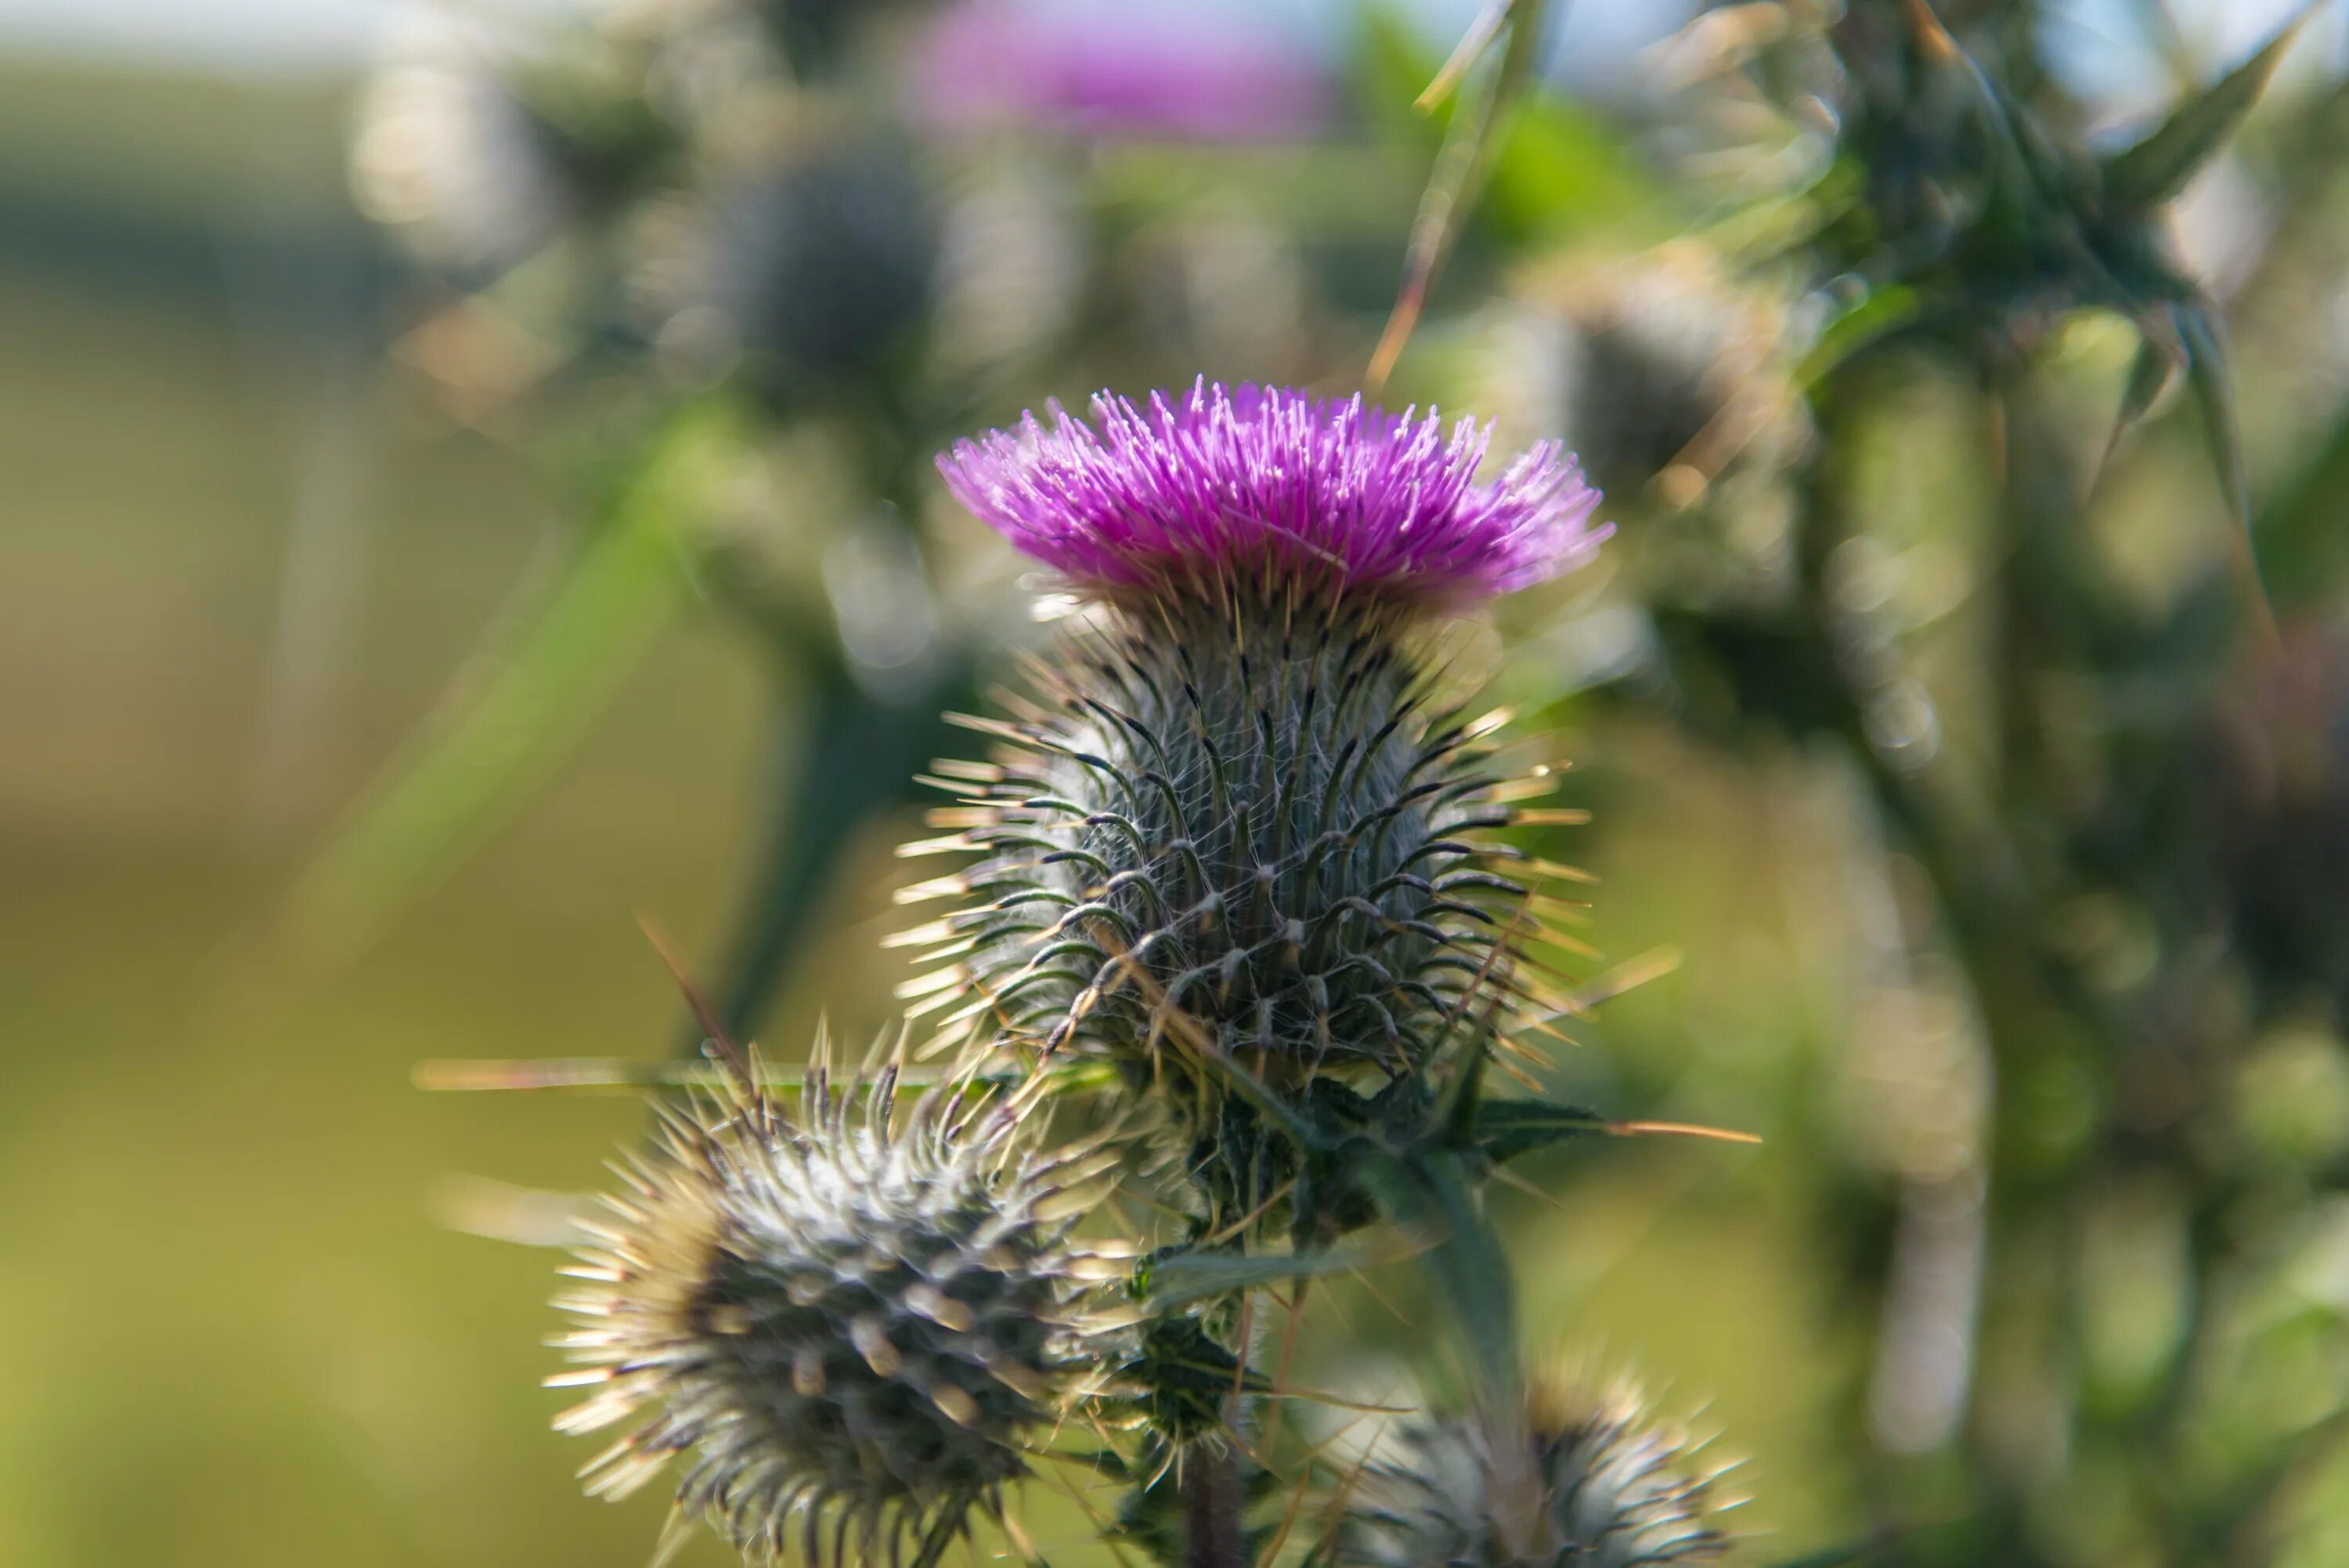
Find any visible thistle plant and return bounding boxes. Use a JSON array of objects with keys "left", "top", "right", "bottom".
[
  {"left": 552, "top": 1040, "right": 1135, "bottom": 1567},
  {"left": 479, "top": 359, "right": 1783, "bottom": 1568},
  {"left": 334, "top": 0, "right": 2349, "bottom": 1563}
]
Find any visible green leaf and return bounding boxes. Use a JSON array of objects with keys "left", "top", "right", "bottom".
[
  {"left": 1133, "top": 1245, "right": 1372, "bottom": 1311},
  {"left": 1483, "top": 88, "right": 1662, "bottom": 243},
  {"left": 251, "top": 406, "right": 738, "bottom": 987},
  {"left": 2116, "top": 330, "right": 2179, "bottom": 430},
  {"left": 2174, "top": 302, "right": 2253, "bottom": 535},
  {"left": 1432, "top": 1022, "right": 1494, "bottom": 1145},
  {"left": 2103, "top": 11, "right": 2313, "bottom": 211},
  {"left": 1470, "top": 1099, "right": 1616, "bottom": 1165},
  {"left": 2098, "top": 328, "right": 2181, "bottom": 474},
  {"left": 1358, "top": 1148, "right": 1520, "bottom": 1397},
  {"left": 1795, "top": 285, "right": 1921, "bottom": 389}
]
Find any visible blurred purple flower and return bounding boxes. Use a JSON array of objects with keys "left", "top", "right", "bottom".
[
  {"left": 937, "top": 380, "right": 1606, "bottom": 602},
  {"left": 914, "top": 1, "right": 1337, "bottom": 142}
]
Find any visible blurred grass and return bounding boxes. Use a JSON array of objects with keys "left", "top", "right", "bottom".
[
  {"left": 0, "top": 57, "right": 348, "bottom": 219},
  {"left": 0, "top": 222, "right": 756, "bottom": 1563}
]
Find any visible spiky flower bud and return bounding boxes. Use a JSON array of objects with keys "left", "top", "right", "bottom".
[
  {"left": 1476, "top": 245, "right": 1808, "bottom": 515},
  {"left": 899, "top": 384, "right": 1603, "bottom": 1122},
  {"left": 550, "top": 1055, "right": 1132, "bottom": 1566},
  {"left": 639, "top": 132, "right": 938, "bottom": 410},
  {"left": 1347, "top": 1375, "right": 1734, "bottom": 1568}
]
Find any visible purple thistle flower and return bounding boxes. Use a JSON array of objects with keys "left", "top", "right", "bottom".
[
  {"left": 915, "top": 2, "right": 1337, "bottom": 144},
  {"left": 937, "top": 380, "right": 1607, "bottom": 604},
  {"left": 904, "top": 379, "right": 1607, "bottom": 1177}
]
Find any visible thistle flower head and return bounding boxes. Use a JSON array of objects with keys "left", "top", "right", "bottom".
[
  {"left": 937, "top": 380, "right": 1604, "bottom": 606},
  {"left": 905, "top": 388, "right": 1602, "bottom": 1209},
  {"left": 551, "top": 1051, "right": 1131, "bottom": 1566},
  {"left": 1348, "top": 1375, "right": 1735, "bottom": 1568}
]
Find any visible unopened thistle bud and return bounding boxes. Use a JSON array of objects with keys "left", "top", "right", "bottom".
[
  {"left": 550, "top": 1054, "right": 1133, "bottom": 1566},
  {"left": 640, "top": 133, "right": 938, "bottom": 409},
  {"left": 1348, "top": 1375, "right": 1735, "bottom": 1568},
  {"left": 900, "top": 381, "right": 1604, "bottom": 1110},
  {"left": 1478, "top": 245, "right": 1807, "bottom": 515}
]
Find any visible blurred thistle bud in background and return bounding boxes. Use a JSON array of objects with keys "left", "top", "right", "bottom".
[
  {"left": 637, "top": 126, "right": 940, "bottom": 413},
  {"left": 1343, "top": 1371, "right": 1736, "bottom": 1568},
  {"left": 550, "top": 1041, "right": 1138, "bottom": 1566},
  {"left": 1475, "top": 243, "right": 1812, "bottom": 524}
]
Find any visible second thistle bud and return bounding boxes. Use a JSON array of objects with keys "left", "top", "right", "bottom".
[{"left": 550, "top": 1052, "right": 1132, "bottom": 1566}]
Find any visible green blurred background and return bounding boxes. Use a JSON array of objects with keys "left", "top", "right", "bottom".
[{"left": 11, "top": 2, "right": 2349, "bottom": 1565}]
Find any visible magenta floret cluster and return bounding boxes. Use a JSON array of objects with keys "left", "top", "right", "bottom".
[{"left": 936, "top": 380, "right": 1605, "bottom": 602}]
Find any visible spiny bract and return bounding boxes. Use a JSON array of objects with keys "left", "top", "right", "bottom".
[
  {"left": 1348, "top": 1375, "right": 1735, "bottom": 1568},
  {"left": 550, "top": 1051, "right": 1132, "bottom": 1568},
  {"left": 895, "top": 577, "right": 1582, "bottom": 1084},
  {"left": 899, "top": 385, "right": 1604, "bottom": 1118}
]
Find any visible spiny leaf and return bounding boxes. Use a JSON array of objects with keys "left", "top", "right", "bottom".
[
  {"left": 1470, "top": 1099, "right": 1615, "bottom": 1165},
  {"left": 1433, "top": 1020, "right": 1496, "bottom": 1144},
  {"left": 2104, "top": 10, "right": 2314, "bottom": 211},
  {"left": 2098, "top": 329, "right": 2180, "bottom": 474},
  {"left": 1356, "top": 1147, "right": 1519, "bottom": 1396},
  {"left": 1900, "top": 0, "right": 2039, "bottom": 230},
  {"left": 2174, "top": 301, "right": 2249, "bottom": 531},
  {"left": 1132, "top": 1245, "right": 1374, "bottom": 1310},
  {"left": 1470, "top": 1101, "right": 1760, "bottom": 1166},
  {"left": 1796, "top": 285, "right": 1922, "bottom": 389},
  {"left": 2177, "top": 296, "right": 2281, "bottom": 643}
]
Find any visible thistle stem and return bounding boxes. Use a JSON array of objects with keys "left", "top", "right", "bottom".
[{"left": 1179, "top": 1436, "right": 1247, "bottom": 1568}]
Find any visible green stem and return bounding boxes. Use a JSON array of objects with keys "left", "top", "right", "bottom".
[{"left": 1179, "top": 1426, "right": 1247, "bottom": 1568}]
